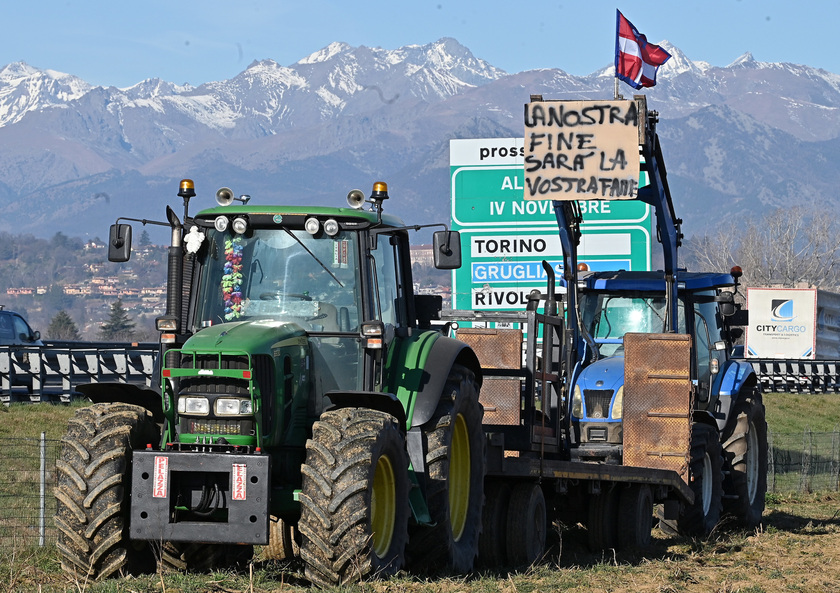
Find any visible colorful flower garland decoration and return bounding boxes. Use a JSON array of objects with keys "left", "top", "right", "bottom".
[{"left": 222, "top": 236, "right": 244, "bottom": 320}]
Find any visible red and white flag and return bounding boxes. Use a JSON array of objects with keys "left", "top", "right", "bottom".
[{"left": 615, "top": 10, "right": 671, "bottom": 89}]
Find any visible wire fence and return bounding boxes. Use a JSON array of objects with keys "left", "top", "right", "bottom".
[
  {"left": 2, "top": 428, "right": 840, "bottom": 550},
  {"left": 0, "top": 434, "right": 60, "bottom": 551},
  {"left": 768, "top": 429, "right": 840, "bottom": 493}
]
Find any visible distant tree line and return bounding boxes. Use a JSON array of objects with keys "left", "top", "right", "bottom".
[
  {"left": 684, "top": 205, "right": 840, "bottom": 291},
  {"left": 0, "top": 230, "right": 166, "bottom": 342},
  {"left": 44, "top": 300, "right": 144, "bottom": 342}
]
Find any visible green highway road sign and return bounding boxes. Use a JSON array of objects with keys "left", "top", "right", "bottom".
[{"left": 450, "top": 138, "right": 653, "bottom": 314}]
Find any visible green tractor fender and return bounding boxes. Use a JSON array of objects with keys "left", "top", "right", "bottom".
[
  {"left": 323, "top": 332, "right": 482, "bottom": 431},
  {"left": 74, "top": 382, "right": 164, "bottom": 424},
  {"left": 324, "top": 390, "right": 407, "bottom": 429},
  {"left": 386, "top": 330, "right": 482, "bottom": 429},
  {"left": 384, "top": 330, "right": 483, "bottom": 526}
]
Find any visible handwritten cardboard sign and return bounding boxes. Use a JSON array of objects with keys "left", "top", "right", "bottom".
[{"left": 523, "top": 100, "right": 642, "bottom": 201}]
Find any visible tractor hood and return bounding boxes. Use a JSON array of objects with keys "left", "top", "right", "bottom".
[
  {"left": 575, "top": 354, "right": 625, "bottom": 393},
  {"left": 183, "top": 319, "right": 308, "bottom": 355}
]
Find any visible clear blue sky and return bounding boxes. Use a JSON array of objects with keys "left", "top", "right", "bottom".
[{"left": 3, "top": 1, "right": 836, "bottom": 88}]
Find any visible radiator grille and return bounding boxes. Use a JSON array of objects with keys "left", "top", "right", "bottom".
[{"left": 583, "top": 389, "right": 614, "bottom": 419}]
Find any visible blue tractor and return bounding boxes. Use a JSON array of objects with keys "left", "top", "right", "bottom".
[{"left": 548, "top": 96, "right": 767, "bottom": 537}]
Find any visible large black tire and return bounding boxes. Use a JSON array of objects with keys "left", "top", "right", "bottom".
[
  {"left": 477, "top": 481, "right": 511, "bottom": 569},
  {"left": 298, "top": 408, "right": 410, "bottom": 587},
  {"left": 616, "top": 484, "right": 653, "bottom": 549},
  {"left": 54, "top": 403, "right": 160, "bottom": 581},
  {"left": 664, "top": 422, "right": 724, "bottom": 537},
  {"left": 722, "top": 392, "right": 768, "bottom": 529},
  {"left": 505, "top": 483, "right": 547, "bottom": 567},
  {"left": 587, "top": 485, "right": 619, "bottom": 551},
  {"left": 407, "top": 364, "right": 485, "bottom": 574}
]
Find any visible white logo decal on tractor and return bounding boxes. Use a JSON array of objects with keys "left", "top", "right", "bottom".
[
  {"left": 232, "top": 463, "right": 247, "bottom": 500},
  {"left": 153, "top": 456, "right": 169, "bottom": 498}
]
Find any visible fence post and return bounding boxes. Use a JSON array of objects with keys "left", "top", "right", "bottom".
[
  {"left": 768, "top": 428, "right": 776, "bottom": 493},
  {"left": 833, "top": 425, "right": 840, "bottom": 492},
  {"left": 39, "top": 431, "right": 46, "bottom": 547},
  {"left": 800, "top": 428, "right": 813, "bottom": 494}
]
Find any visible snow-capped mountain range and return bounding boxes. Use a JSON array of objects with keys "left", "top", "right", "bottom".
[{"left": 0, "top": 37, "right": 838, "bottom": 240}]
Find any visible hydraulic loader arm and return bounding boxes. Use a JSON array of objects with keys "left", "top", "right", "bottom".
[{"left": 637, "top": 113, "right": 683, "bottom": 332}]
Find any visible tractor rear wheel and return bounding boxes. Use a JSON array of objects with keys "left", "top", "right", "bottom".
[
  {"left": 54, "top": 403, "right": 159, "bottom": 581},
  {"left": 505, "top": 482, "right": 547, "bottom": 567},
  {"left": 587, "top": 485, "right": 619, "bottom": 551},
  {"left": 477, "top": 480, "right": 511, "bottom": 568},
  {"left": 616, "top": 484, "right": 653, "bottom": 549},
  {"left": 722, "top": 392, "right": 768, "bottom": 528},
  {"left": 407, "top": 364, "right": 485, "bottom": 574},
  {"left": 298, "top": 408, "right": 409, "bottom": 587}
]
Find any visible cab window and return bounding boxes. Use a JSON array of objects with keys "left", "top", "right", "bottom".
[{"left": 369, "top": 233, "right": 407, "bottom": 328}]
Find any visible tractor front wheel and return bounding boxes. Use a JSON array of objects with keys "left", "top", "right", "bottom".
[
  {"left": 298, "top": 408, "right": 409, "bottom": 587},
  {"left": 263, "top": 516, "right": 299, "bottom": 561},
  {"left": 54, "top": 403, "right": 159, "bottom": 581}
]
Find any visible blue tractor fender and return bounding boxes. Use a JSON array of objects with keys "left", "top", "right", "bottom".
[{"left": 710, "top": 358, "right": 759, "bottom": 433}]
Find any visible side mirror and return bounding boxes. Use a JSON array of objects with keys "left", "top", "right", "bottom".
[
  {"left": 109, "top": 224, "right": 132, "bottom": 262},
  {"left": 729, "top": 309, "right": 749, "bottom": 326},
  {"left": 716, "top": 291, "right": 736, "bottom": 316},
  {"left": 19, "top": 330, "right": 39, "bottom": 343},
  {"left": 415, "top": 294, "right": 443, "bottom": 328},
  {"left": 433, "top": 230, "right": 462, "bottom": 270}
]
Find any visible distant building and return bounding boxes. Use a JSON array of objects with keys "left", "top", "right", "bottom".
[{"left": 410, "top": 245, "right": 434, "bottom": 267}]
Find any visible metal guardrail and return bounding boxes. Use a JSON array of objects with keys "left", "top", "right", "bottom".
[
  {"left": 745, "top": 358, "right": 840, "bottom": 394},
  {"left": 5, "top": 343, "right": 834, "bottom": 402},
  {"left": 0, "top": 341, "right": 158, "bottom": 404}
]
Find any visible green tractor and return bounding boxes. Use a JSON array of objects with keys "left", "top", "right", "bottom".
[{"left": 55, "top": 181, "right": 485, "bottom": 586}]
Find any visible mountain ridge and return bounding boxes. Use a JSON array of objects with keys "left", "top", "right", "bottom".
[{"left": 0, "top": 37, "right": 838, "bottom": 241}]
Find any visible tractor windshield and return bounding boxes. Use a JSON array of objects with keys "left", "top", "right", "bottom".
[
  {"left": 580, "top": 294, "right": 687, "bottom": 356},
  {"left": 192, "top": 227, "right": 360, "bottom": 333}
]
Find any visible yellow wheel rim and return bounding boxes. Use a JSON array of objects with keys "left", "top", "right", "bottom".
[
  {"left": 449, "top": 413, "right": 471, "bottom": 542},
  {"left": 371, "top": 454, "right": 396, "bottom": 558}
]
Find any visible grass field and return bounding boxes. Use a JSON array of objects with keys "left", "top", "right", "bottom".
[
  {"left": 763, "top": 392, "right": 840, "bottom": 433},
  {"left": 1, "top": 394, "right": 839, "bottom": 592},
  {"left": 2, "top": 491, "right": 839, "bottom": 592}
]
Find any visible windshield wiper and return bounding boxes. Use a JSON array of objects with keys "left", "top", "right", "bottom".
[
  {"left": 644, "top": 299, "right": 667, "bottom": 331},
  {"left": 281, "top": 228, "right": 344, "bottom": 287}
]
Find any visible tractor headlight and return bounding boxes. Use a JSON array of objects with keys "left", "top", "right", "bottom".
[
  {"left": 214, "top": 216, "right": 229, "bottom": 232},
  {"left": 305, "top": 217, "right": 320, "bottom": 235},
  {"left": 232, "top": 217, "right": 248, "bottom": 234},
  {"left": 571, "top": 384, "right": 583, "bottom": 418},
  {"left": 611, "top": 386, "right": 624, "bottom": 419},
  {"left": 215, "top": 398, "right": 253, "bottom": 416},
  {"left": 177, "top": 396, "right": 210, "bottom": 415},
  {"left": 323, "top": 218, "right": 340, "bottom": 236}
]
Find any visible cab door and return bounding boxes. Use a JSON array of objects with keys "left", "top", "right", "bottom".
[{"left": 366, "top": 230, "right": 415, "bottom": 392}]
